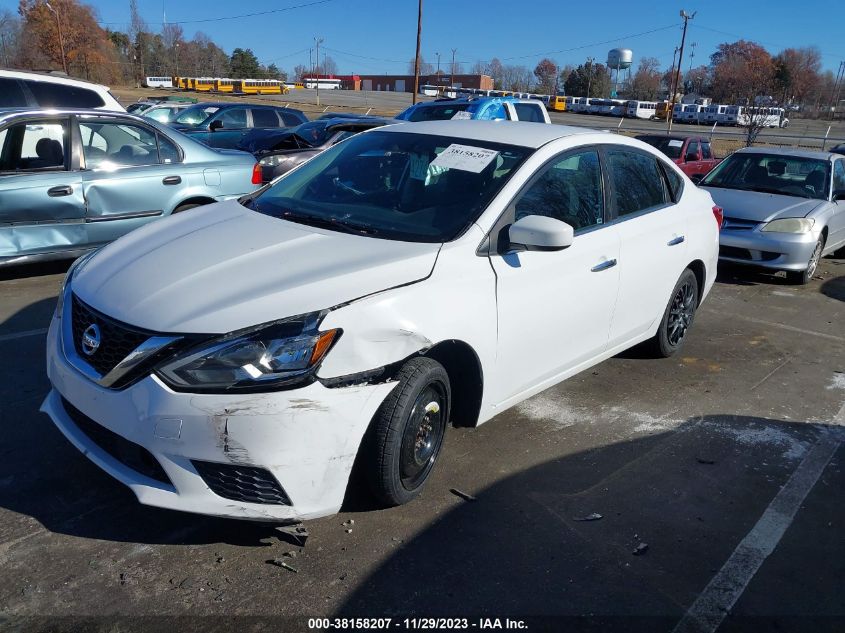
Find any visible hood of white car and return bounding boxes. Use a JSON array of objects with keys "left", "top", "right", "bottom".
[
  {"left": 703, "top": 187, "right": 824, "bottom": 222},
  {"left": 72, "top": 200, "right": 441, "bottom": 333}
]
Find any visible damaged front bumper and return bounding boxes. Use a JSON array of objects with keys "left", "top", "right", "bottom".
[{"left": 42, "top": 318, "right": 396, "bottom": 521}]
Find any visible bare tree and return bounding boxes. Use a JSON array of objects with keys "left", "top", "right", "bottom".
[{"left": 408, "top": 56, "right": 433, "bottom": 75}]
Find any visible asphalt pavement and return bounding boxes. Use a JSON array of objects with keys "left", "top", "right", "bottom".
[{"left": 0, "top": 253, "right": 843, "bottom": 632}]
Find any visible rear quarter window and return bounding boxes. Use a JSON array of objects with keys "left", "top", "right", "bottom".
[
  {"left": 0, "top": 78, "right": 28, "bottom": 107},
  {"left": 25, "top": 81, "right": 106, "bottom": 108},
  {"left": 513, "top": 103, "right": 545, "bottom": 122}
]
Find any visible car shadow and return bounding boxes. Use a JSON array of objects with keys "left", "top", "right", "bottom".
[
  {"left": 820, "top": 274, "right": 845, "bottom": 302},
  {"left": 716, "top": 262, "right": 792, "bottom": 286},
  {"left": 0, "top": 259, "right": 72, "bottom": 282},
  {"left": 334, "top": 415, "right": 841, "bottom": 630}
]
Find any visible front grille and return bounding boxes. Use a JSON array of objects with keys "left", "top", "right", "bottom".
[
  {"left": 722, "top": 217, "right": 760, "bottom": 231},
  {"left": 71, "top": 295, "right": 149, "bottom": 377},
  {"left": 61, "top": 397, "right": 172, "bottom": 485},
  {"left": 192, "top": 461, "right": 292, "bottom": 505}
]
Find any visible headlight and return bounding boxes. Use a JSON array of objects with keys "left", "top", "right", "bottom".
[
  {"left": 56, "top": 250, "right": 97, "bottom": 318},
  {"left": 761, "top": 218, "right": 815, "bottom": 233},
  {"left": 156, "top": 313, "right": 340, "bottom": 392},
  {"left": 258, "top": 154, "right": 296, "bottom": 167}
]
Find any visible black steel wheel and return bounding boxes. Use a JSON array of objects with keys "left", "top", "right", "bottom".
[
  {"left": 364, "top": 357, "right": 451, "bottom": 506},
  {"left": 649, "top": 268, "right": 699, "bottom": 358}
]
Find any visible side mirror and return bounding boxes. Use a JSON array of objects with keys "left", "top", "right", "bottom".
[
  {"left": 834, "top": 189, "right": 845, "bottom": 201},
  {"left": 209, "top": 119, "right": 224, "bottom": 131},
  {"left": 690, "top": 174, "right": 704, "bottom": 185},
  {"left": 508, "top": 215, "right": 574, "bottom": 251}
]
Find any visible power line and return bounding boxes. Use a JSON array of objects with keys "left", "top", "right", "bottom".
[
  {"left": 689, "top": 23, "right": 845, "bottom": 61},
  {"left": 99, "top": 0, "right": 339, "bottom": 26}
]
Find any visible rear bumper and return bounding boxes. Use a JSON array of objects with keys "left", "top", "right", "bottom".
[
  {"left": 43, "top": 317, "right": 396, "bottom": 521},
  {"left": 719, "top": 228, "right": 818, "bottom": 271}
]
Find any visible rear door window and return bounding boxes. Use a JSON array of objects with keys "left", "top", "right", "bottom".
[
  {"left": 217, "top": 108, "right": 248, "bottom": 128},
  {"left": 701, "top": 141, "right": 713, "bottom": 160},
  {"left": 0, "top": 78, "right": 28, "bottom": 107},
  {"left": 685, "top": 141, "right": 700, "bottom": 162},
  {"left": 25, "top": 81, "right": 105, "bottom": 108},
  {"left": 513, "top": 103, "right": 545, "bottom": 122},
  {"left": 606, "top": 149, "right": 668, "bottom": 218},
  {"left": 79, "top": 120, "right": 161, "bottom": 167},
  {"left": 281, "top": 111, "right": 304, "bottom": 126},
  {"left": 251, "top": 108, "right": 280, "bottom": 128}
]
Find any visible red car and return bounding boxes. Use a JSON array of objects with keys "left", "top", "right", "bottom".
[{"left": 636, "top": 135, "right": 721, "bottom": 179}]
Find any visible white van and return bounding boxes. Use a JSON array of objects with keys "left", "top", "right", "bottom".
[
  {"left": 736, "top": 107, "right": 789, "bottom": 128},
  {"left": 724, "top": 106, "right": 743, "bottom": 126},
  {"left": 0, "top": 69, "right": 123, "bottom": 111},
  {"left": 144, "top": 76, "right": 173, "bottom": 89},
  {"left": 626, "top": 100, "right": 657, "bottom": 119},
  {"left": 703, "top": 104, "right": 727, "bottom": 124},
  {"left": 671, "top": 103, "right": 684, "bottom": 122},
  {"left": 681, "top": 104, "right": 705, "bottom": 124}
]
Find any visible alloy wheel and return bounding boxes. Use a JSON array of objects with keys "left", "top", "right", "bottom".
[{"left": 667, "top": 281, "right": 696, "bottom": 347}]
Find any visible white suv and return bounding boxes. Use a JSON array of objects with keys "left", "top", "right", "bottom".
[{"left": 0, "top": 69, "right": 124, "bottom": 111}]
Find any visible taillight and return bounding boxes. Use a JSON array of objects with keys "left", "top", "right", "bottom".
[
  {"left": 712, "top": 205, "right": 724, "bottom": 229},
  {"left": 251, "top": 162, "right": 262, "bottom": 185}
]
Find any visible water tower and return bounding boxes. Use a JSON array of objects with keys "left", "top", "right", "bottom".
[{"left": 606, "top": 48, "right": 633, "bottom": 97}]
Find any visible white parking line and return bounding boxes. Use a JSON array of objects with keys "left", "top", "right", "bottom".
[
  {"left": 672, "top": 399, "right": 845, "bottom": 633},
  {"left": 722, "top": 313, "right": 845, "bottom": 344},
  {"left": 0, "top": 328, "right": 48, "bottom": 343}
]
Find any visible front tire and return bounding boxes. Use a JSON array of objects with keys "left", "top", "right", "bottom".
[
  {"left": 649, "top": 269, "right": 699, "bottom": 358},
  {"left": 364, "top": 357, "right": 451, "bottom": 507},
  {"left": 786, "top": 235, "right": 824, "bottom": 284}
]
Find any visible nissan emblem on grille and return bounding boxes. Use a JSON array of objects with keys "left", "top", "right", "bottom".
[{"left": 81, "top": 324, "right": 101, "bottom": 356}]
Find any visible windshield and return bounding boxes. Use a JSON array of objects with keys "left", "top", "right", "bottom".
[
  {"left": 701, "top": 152, "right": 830, "bottom": 200},
  {"left": 247, "top": 130, "right": 532, "bottom": 243},
  {"left": 174, "top": 106, "right": 220, "bottom": 126},
  {"left": 637, "top": 135, "right": 684, "bottom": 159},
  {"left": 400, "top": 103, "right": 473, "bottom": 122}
]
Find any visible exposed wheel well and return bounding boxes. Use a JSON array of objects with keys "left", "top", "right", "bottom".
[
  {"left": 423, "top": 340, "right": 483, "bottom": 428},
  {"left": 687, "top": 260, "right": 706, "bottom": 306},
  {"left": 172, "top": 197, "right": 216, "bottom": 213}
]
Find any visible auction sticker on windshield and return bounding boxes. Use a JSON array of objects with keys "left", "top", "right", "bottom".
[{"left": 431, "top": 144, "right": 499, "bottom": 173}]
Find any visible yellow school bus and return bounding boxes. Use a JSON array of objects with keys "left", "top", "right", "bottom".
[
  {"left": 214, "top": 79, "right": 236, "bottom": 93},
  {"left": 235, "top": 79, "right": 288, "bottom": 95},
  {"left": 194, "top": 78, "right": 215, "bottom": 92},
  {"left": 548, "top": 95, "right": 567, "bottom": 112}
]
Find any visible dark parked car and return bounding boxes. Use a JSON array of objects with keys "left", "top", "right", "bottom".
[
  {"left": 239, "top": 117, "right": 391, "bottom": 183},
  {"left": 636, "top": 135, "right": 721, "bottom": 179},
  {"left": 831, "top": 143, "right": 845, "bottom": 156},
  {"left": 169, "top": 103, "right": 308, "bottom": 149}
]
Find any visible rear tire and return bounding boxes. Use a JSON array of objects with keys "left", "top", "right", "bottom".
[
  {"left": 364, "top": 357, "right": 451, "bottom": 507},
  {"left": 648, "top": 268, "right": 699, "bottom": 358}
]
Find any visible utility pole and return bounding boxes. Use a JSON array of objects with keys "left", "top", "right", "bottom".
[
  {"left": 688, "top": 42, "right": 697, "bottom": 72},
  {"left": 668, "top": 10, "right": 695, "bottom": 132},
  {"left": 829, "top": 61, "right": 845, "bottom": 120},
  {"left": 412, "top": 0, "right": 422, "bottom": 104},
  {"left": 451, "top": 48, "right": 457, "bottom": 88},
  {"left": 174, "top": 42, "right": 179, "bottom": 76},
  {"left": 586, "top": 57, "right": 594, "bottom": 98},
  {"left": 0, "top": 33, "right": 7, "bottom": 67},
  {"left": 44, "top": 2, "right": 68, "bottom": 74},
  {"left": 314, "top": 36, "right": 323, "bottom": 105},
  {"left": 436, "top": 52, "right": 441, "bottom": 79}
]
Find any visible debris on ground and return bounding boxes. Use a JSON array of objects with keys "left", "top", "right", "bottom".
[
  {"left": 215, "top": 554, "right": 225, "bottom": 564},
  {"left": 573, "top": 512, "right": 603, "bottom": 522},
  {"left": 268, "top": 558, "right": 298, "bottom": 573},
  {"left": 632, "top": 543, "right": 649, "bottom": 556},
  {"left": 342, "top": 519, "right": 354, "bottom": 527},
  {"left": 345, "top": 529, "right": 353, "bottom": 534},
  {"left": 696, "top": 456, "right": 717, "bottom": 465},
  {"left": 119, "top": 573, "right": 127, "bottom": 586},
  {"left": 275, "top": 524, "right": 309, "bottom": 547},
  {"left": 282, "top": 551, "right": 297, "bottom": 559},
  {"left": 449, "top": 488, "right": 477, "bottom": 502}
]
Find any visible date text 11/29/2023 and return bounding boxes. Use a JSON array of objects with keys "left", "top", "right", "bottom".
[{"left": 307, "top": 618, "right": 528, "bottom": 630}]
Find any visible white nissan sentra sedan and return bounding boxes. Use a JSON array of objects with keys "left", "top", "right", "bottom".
[{"left": 42, "top": 120, "right": 720, "bottom": 521}]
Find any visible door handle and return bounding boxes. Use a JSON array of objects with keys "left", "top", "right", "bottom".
[
  {"left": 162, "top": 176, "right": 182, "bottom": 185},
  {"left": 667, "top": 235, "right": 686, "bottom": 246},
  {"left": 591, "top": 259, "right": 618, "bottom": 272},
  {"left": 47, "top": 185, "right": 73, "bottom": 197}
]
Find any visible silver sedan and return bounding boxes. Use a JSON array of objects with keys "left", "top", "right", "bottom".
[{"left": 700, "top": 147, "right": 845, "bottom": 284}]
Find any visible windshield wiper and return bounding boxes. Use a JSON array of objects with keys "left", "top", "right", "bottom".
[{"left": 279, "top": 210, "right": 380, "bottom": 237}]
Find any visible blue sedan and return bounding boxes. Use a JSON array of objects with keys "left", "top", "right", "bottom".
[{"left": 0, "top": 108, "right": 261, "bottom": 266}]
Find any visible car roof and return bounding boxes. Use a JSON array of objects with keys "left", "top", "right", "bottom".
[
  {"left": 0, "top": 68, "right": 112, "bottom": 90},
  {"left": 733, "top": 146, "right": 837, "bottom": 161},
  {"left": 0, "top": 107, "right": 182, "bottom": 127},
  {"left": 377, "top": 119, "right": 594, "bottom": 148}
]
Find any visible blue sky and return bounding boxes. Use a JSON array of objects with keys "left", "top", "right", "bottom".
[{"left": 4, "top": 0, "right": 844, "bottom": 75}]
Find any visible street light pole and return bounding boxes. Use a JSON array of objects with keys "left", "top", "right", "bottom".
[
  {"left": 412, "top": 0, "right": 422, "bottom": 104},
  {"left": 586, "top": 57, "right": 594, "bottom": 98},
  {"left": 668, "top": 10, "right": 695, "bottom": 133},
  {"left": 451, "top": 48, "right": 457, "bottom": 88},
  {"left": 314, "top": 36, "right": 324, "bottom": 106},
  {"left": 44, "top": 2, "right": 68, "bottom": 74}
]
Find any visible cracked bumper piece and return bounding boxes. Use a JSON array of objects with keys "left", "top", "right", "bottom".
[{"left": 42, "top": 319, "right": 396, "bottom": 521}]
